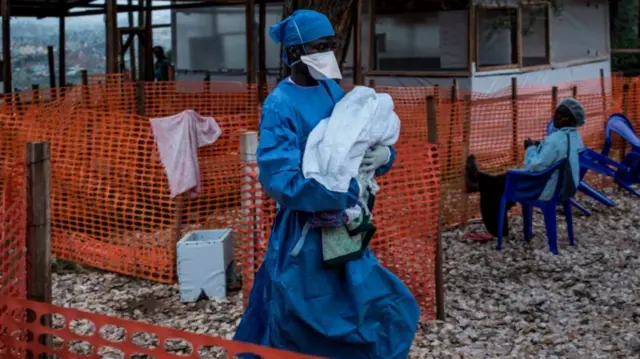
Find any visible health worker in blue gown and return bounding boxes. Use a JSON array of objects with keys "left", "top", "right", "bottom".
[{"left": 233, "top": 9, "right": 420, "bottom": 359}]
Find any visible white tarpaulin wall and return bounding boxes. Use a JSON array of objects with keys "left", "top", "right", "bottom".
[
  {"left": 171, "top": 0, "right": 609, "bottom": 91},
  {"left": 173, "top": 4, "right": 284, "bottom": 82},
  {"left": 171, "top": 2, "right": 470, "bottom": 87},
  {"left": 472, "top": 0, "right": 610, "bottom": 94}
]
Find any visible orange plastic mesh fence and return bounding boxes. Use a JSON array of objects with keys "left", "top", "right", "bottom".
[
  {"left": 0, "top": 100, "right": 259, "bottom": 282},
  {"left": 411, "top": 77, "right": 626, "bottom": 226},
  {"left": 0, "top": 296, "right": 325, "bottom": 359},
  {"left": 0, "top": 75, "right": 633, "bottom": 288},
  {"left": 0, "top": 162, "right": 26, "bottom": 300},
  {"left": 85, "top": 74, "right": 136, "bottom": 113},
  {"left": 143, "top": 81, "right": 259, "bottom": 118},
  {"left": 239, "top": 142, "right": 440, "bottom": 321}
]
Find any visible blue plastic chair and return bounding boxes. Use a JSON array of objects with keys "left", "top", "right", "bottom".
[
  {"left": 545, "top": 120, "right": 616, "bottom": 216},
  {"left": 602, "top": 113, "right": 640, "bottom": 156},
  {"left": 496, "top": 160, "right": 574, "bottom": 255},
  {"left": 588, "top": 113, "right": 640, "bottom": 197}
]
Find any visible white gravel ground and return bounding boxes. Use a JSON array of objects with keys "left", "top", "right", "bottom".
[{"left": 53, "top": 187, "right": 640, "bottom": 359}]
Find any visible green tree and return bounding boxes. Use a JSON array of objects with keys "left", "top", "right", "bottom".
[{"left": 611, "top": 0, "right": 640, "bottom": 75}]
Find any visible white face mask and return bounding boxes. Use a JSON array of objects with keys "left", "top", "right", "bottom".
[{"left": 300, "top": 51, "right": 343, "bottom": 80}]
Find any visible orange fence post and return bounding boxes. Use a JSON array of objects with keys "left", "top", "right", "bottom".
[
  {"left": 26, "top": 141, "right": 53, "bottom": 356},
  {"left": 31, "top": 85, "right": 39, "bottom": 103}
]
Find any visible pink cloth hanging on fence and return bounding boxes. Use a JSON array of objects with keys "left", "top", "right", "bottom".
[{"left": 150, "top": 110, "right": 222, "bottom": 198}]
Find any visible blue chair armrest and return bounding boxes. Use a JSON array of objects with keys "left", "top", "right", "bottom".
[
  {"left": 507, "top": 163, "right": 562, "bottom": 178},
  {"left": 581, "top": 148, "right": 625, "bottom": 170}
]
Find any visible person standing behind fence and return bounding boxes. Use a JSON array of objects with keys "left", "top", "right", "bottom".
[
  {"left": 232, "top": 9, "right": 420, "bottom": 359},
  {"left": 464, "top": 98, "right": 586, "bottom": 238},
  {"left": 153, "top": 46, "right": 170, "bottom": 81}
]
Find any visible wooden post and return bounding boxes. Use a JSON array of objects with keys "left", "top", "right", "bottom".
[
  {"left": 427, "top": 96, "right": 438, "bottom": 144},
  {"left": 135, "top": 82, "right": 145, "bottom": 115},
  {"left": 144, "top": 0, "right": 153, "bottom": 81},
  {"left": 460, "top": 95, "right": 472, "bottom": 225},
  {"left": 167, "top": 64, "right": 175, "bottom": 81},
  {"left": 173, "top": 194, "right": 185, "bottom": 245},
  {"left": 2, "top": 0, "right": 11, "bottom": 94},
  {"left": 137, "top": 0, "right": 146, "bottom": 80},
  {"left": 621, "top": 83, "right": 630, "bottom": 158},
  {"left": 511, "top": 77, "right": 518, "bottom": 164},
  {"left": 106, "top": 0, "right": 118, "bottom": 73},
  {"left": 633, "top": 81, "right": 639, "bottom": 125},
  {"left": 47, "top": 46, "right": 56, "bottom": 89},
  {"left": 571, "top": 85, "right": 577, "bottom": 99},
  {"left": 26, "top": 141, "right": 52, "bottom": 304},
  {"left": 240, "top": 131, "right": 260, "bottom": 307},
  {"left": 600, "top": 68, "right": 607, "bottom": 122},
  {"left": 204, "top": 72, "right": 211, "bottom": 93},
  {"left": 623, "top": 83, "right": 630, "bottom": 117},
  {"left": 368, "top": 79, "right": 376, "bottom": 88},
  {"left": 59, "top": 11, "right": 66, "bottom": 87},
  {"left": 258, "top": 0, "right": 267, "bottom": 102},
  {"left": 31, "top": 85, "right": 40, "bottom": 104},
  {"left": 467, "top": 2, "right": 475, "bottom": 73},
  {"left": 127, "top": 0, "right": 138, "bottom": 81},
  {"left": 551, "top": 86, "right": 558, "bottom": 112},
  {"left": 80, "top": 70, "right": 90, "bottom": 104},
  {"left": 245, "top": 0, "right": 256, "bottom": 85},
  {"left": 352, "top": 0, "right": 363, "bottom": 85},
  {"left": 26, "top": 142, "right": 53, "bottom": 358},
  {"left": 427, "top": 96, "right": 444, "bottom": 321},
  {"left": 445, "top": 79, "right": 458, "bottom": 177},
  {"left": 170, "top": 0, "right": 177, "bottom": 79}
]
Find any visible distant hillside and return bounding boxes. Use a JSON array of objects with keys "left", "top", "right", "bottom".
[{"left": 5, "top": 11, "right": 171, "bottom": 90}]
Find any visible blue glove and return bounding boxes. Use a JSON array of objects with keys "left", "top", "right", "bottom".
[{"left": 360, "top": 146, "right": 391, "bottom": 172}]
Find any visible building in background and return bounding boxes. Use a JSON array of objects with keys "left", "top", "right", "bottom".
[{"left": 172, "top": 0, "right": 610, "bottom": 95}]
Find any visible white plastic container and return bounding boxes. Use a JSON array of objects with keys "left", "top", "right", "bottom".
[{"left": 176, "top": 229, "right": 234, "bottom": 302}]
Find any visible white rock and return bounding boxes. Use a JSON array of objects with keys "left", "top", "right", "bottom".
[{"left": 50, "top": 189, "right": 640, "bottom": 358}]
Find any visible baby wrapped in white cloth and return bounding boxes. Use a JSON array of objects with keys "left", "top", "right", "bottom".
[{"left": 302, "top": 86, "right": 400, "bottom": 223}]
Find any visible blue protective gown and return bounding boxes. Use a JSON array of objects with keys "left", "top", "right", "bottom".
[{"left": 233, "top": 78, "right": 420, "bottom": 359}]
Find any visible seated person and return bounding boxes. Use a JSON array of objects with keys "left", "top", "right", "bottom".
[{"left": 464, "top": 98, "right": 586, "bottom": 238}]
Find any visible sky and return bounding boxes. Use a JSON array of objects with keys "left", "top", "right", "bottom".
[{"left": 13, "top": 0, "right": 172, "bottom": 29}]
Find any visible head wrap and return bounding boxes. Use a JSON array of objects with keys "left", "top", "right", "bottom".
[
  {"left": 557, "top": 98, "right": 586, "bottom": 127},
  {"left": 269, "top": 10, "right": 335, "bottom": 65}
]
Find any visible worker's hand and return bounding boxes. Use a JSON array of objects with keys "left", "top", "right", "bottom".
[
  {"left": 524, "top": 138, "right": 538, "bottom": 150},
  {"left": 361, "top": 146, "right": 391, "bottom": 172}
]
